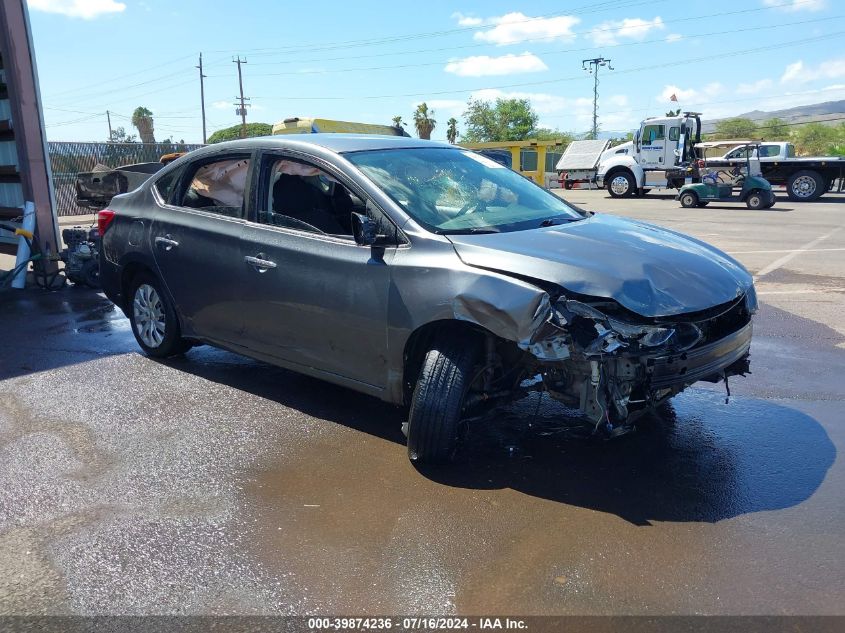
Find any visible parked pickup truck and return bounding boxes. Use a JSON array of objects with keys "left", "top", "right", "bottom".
[{"left": 707, "top": 141, "right": 844, "bottom": 201}]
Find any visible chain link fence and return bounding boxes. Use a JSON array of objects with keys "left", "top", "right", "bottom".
[{"left": 48, "top": 141, "right": 204, "bottom": 216}]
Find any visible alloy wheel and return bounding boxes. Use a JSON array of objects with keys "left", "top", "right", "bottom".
[{"left": 133, "top": 283, "right": 166, "bottom": 348}]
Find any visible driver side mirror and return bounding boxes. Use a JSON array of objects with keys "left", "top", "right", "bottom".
[{"left": 351, "top": 212, "right": 377, "bottom": 246}]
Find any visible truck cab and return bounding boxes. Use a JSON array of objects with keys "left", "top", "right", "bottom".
[{"left": 596, "top": 112, "right": 701, "bottom": 197}]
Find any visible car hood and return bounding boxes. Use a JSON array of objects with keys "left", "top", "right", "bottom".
[{"left": 446, "top": 213, "right": 753, "bottom": 318}]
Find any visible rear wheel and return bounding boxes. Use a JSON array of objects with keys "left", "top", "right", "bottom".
[
  {"left": 787, "top": 170, "right": 824, "bottom": 201},
  {"left": 128, "top": 273, "right": 191, "bottom": 357},
  {"left": 746, "top": 191, "right": 765, "bottom": 210},
  {"left": 406, "top": 332, "right": 480, "bottom": 463},
  {"left": 679, "top": 191, "right": 699, "bottom": 208},
  {"left": 607, "top": 171, "right": 635, "bottom": 198}
]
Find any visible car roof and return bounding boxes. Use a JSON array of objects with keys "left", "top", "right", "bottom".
[{"left": 200, "top": 133, "right": 455, "bottom": 154}]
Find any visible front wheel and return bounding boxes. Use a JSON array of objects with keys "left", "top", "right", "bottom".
[
  {"left": 406, "top": 332, "right": 480, "bottom": 463},
  {"left": 128, "top": 273, "right": 191, "bottom": 357},
  {"left": 607, "top": 171, "right": 635, "bottom": 198},
  {"left": 679, "top": 191, "right": 699, "bottom": 208},
  {"left": 746, "top": 191, "right": 765, "bottom": 210}
]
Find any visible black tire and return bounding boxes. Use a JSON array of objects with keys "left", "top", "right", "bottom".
[
  {"left": 127, "top": 272, "right": 191, "bottom": 358},
  {"left": 679, "top": 191, "right": 698, "bottom": 208},
  {"left": 787, "top": 170, "right": 824, "bottom": 201},
  {"left": 82, "top": 258, "right": 100, "bottom": 288},
  {"left": 606, "top": 171, "right": 635, "bottom": 198},
  {"left": 406, "top": 332, "right": 480, "bottom": 463},
  {"left": 746, "top": 190, "right": 765, "bottom": 210}
]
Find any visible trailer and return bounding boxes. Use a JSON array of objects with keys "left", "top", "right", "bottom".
[{"left": 555, "top": 139, "right": 610, "bottom": 189}]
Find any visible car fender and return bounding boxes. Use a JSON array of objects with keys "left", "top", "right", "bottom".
[{"left": 599, "top": 156, "right": 643, "bottom": 187}]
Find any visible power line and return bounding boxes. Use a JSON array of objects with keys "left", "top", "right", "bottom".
[
  {"left": 249, "top": 30, "right": 844, "bottom": 101},
  {"left": 218, "top": 16, "right": 838, "bottom": 79}
]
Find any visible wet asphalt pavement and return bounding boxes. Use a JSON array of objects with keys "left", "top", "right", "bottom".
[{"left": 1, "top": 192, "right": 844, "bottom": 615}]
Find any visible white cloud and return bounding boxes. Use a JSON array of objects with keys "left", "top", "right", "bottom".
[
  {"left": 736, "top": 78, "right": 774, "bottom": 94},
  {"left": 780, "top": 58, "right": 845, "bottom": 84},
  {"left": 28, "top": 0, "right": 126, "bottom": 19},
  {"left": 763, "top": 0, "right": 827, "bottom": 12},
  {"left": 444, "top": 53, "right": 548, "bottom": 77},
  {"left": 589, "top": 17, "right": 665, "bottom": 46},
  {"left": 665, "top": 33, "right": 682, "bottom": 43},
  {"left": 451, "top": 11, "right": 484, "bottom": 26},
  {"left": 658, "top": 83, "right": 724, "bottom": 106},
  {"left": 472, "top": 12, "right": 580, "bottom": 46}
]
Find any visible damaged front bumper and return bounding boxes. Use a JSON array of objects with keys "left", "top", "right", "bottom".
[{"left": 517, "top": 293, "right": 755, "bottom": 432}]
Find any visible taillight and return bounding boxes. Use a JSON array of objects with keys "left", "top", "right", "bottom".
[{"left": 97, "top": 209, "right": 115, "bottom": 236}]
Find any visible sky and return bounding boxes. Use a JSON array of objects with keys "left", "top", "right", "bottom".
[{"left": 26, "top": 0, "right": 845, "bottom": 143}]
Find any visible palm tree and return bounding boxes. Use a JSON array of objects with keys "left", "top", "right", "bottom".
[
  {"left": 392, "top": 115, "right": 406, "bottom": 129},
  {"left": 446, "top": 117, "right": 459, "bottom": 144},
  {"left": 413, "top": 103, "right": 436, "bottom": 140},
  {"left": 131, "top": 106, "right": 155, "bottom": 144}
]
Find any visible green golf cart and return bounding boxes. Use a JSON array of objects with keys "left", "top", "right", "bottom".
[{"left": 678, "top": 141, "right": 775, "bottom": 210}]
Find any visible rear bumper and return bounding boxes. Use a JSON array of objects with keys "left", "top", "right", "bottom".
[{"left": 647, "top": 321, "right": 753, "bottom": 388}]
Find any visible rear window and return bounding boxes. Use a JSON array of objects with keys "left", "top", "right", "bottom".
[{"left": 154, "top": 169, "right": 181, "bottom": 203}]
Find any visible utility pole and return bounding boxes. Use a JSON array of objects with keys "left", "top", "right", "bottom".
[
  {"left": 197, "top": 53, "right": 207, "bottom": 144},
  {"left": 106, "top": 110, "right": 113, "bottom": 141},
  {"left": 582, "top": 57, "right": 614, "bottom": 140},
  {"left": 233, "top": 56, "right": 250, "bottom": 139}
]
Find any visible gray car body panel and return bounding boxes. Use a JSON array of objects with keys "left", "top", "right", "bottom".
[
  {"left": 100, "top": 134, "right": 755, "bottom": 407},
  {"left": 445, "top": 213, "right": 753, "bottom": 318}
]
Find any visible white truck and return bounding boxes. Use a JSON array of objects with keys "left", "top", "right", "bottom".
[
  {"left": 707, "top": 141, "right": 844, "bottom": 201},
  {"left": 596, "top": 112, "right": 703, "bottom": 198}
]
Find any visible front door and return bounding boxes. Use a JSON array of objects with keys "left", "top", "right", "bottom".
[
  {"left": 639, "top": 123, "right": 666, "bottom": 169},
  {"left": 150, "top": 153, "right": 252, "bottom": 343},
  {"left": 237, "top": 153, "right": 397, "bottom": 389}
]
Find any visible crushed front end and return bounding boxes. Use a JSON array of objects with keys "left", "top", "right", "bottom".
[{"left": 519, "top": 287, "right": 756, "bottom": 435}]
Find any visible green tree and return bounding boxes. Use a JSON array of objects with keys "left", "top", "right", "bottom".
[
  {"left": 666, "top": 108, "right": 681, "bottom": 117},
  {"left": 712, "top": 117, "right": 758, "bottom": 140},
  {"left": 131, "top": 106, "right": 155, "bottom": 143},
  {"left": 391, "top": 115, "right": 406, "bottom": 129},
  {"left": 462, "top": 98, "right": 539, "bottom": 142},
  {"left": 792, "top": 122, "right": 838, "bottom": 156},
  {"left": 413, "top": 103, "right": 436, "bottom": 139},
  {"left": 207, "top": 122, "right": 273, "bottom": 144},
  {"left": 761, "top": 117, "right": 789, "bottom": 139},
  {"left": 108, "top": 126, "right": 136, "bottom": 143},
  {"left": 529, "top": 127, "right": 574, "bottom": 143},
  {"left": 446, "top": 117, "right": 459, "bottom": 144}
]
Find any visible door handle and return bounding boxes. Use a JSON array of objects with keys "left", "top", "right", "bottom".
[
  {"left": 245, "top": 254, "right": 277, "bottom": 272},
  {"left": 155, "top": 235, "right": 179, "bottom": 251}
]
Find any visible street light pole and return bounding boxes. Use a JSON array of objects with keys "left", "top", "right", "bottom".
[{"left": 582, "top": 57, "right": 614, "bottom": 140}]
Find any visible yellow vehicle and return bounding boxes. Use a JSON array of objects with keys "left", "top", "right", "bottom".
[{"left": 272, "top": 117, "right": 410, "bottom": 137}]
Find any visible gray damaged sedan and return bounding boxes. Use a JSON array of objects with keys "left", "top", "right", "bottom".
[{"left": 98, "top": 135, "right": 756, "bottom": 463}]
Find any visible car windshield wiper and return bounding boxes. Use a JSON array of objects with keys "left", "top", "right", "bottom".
[
  {"left": 539, "top": 216, "right": 581, "bottom": 227},
  {"left": 436, "top": 227, "right": 501, "bottom": 235}
]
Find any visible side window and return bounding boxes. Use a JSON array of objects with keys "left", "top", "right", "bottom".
[
  {"left": 176, "top": 157, "right": 250, "bottom": 218},
  {"left": 153, "top": 168, "right": 181, "bottom": 203},
  {"left": 760, "top": 145, "right": 780, "bottom": 158},
  {"left": 642, "top": 125, "right": 665, "bottom": 144},
  {"left": 259, "top": 157, "right": 399, "bottom": 243},
  {"left": 668, "top": 127, "right": 680, "bottom": 142}
]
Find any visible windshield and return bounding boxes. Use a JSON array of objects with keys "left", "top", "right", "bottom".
[{"left": 346, "top": 147, "right": 582, "bottom": 234}]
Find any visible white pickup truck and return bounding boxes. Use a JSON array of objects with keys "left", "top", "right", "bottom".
[{"left": 708, "top": 141, "right": 844, "bottom": 201}]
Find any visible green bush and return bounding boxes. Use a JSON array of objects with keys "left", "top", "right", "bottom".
[{"left": 207, "top": 123, "right": 273, "bottom": 144}]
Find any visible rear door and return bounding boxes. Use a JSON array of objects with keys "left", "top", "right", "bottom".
[
  {"left": 150, "top": 151, "right": 253, "bottom": 344},
  {"left": 237, "top": 151, "right": 398, "bottom": 389}
]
